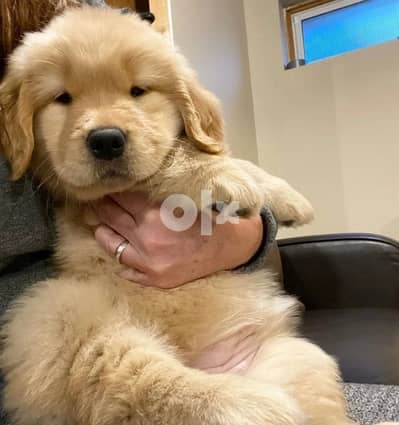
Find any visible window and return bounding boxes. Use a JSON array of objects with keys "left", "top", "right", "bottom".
[{"left": 284, "top": 0, "right": 399, "bottom": 67}]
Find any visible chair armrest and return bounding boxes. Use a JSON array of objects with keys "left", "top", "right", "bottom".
[{"left": 278, "top": 233, "right": 399, "bottom": 309}]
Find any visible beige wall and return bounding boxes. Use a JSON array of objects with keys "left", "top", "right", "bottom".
[
  {"left": 244, "top": 0, "right": 399, "bottom": 240},
  {"left": 169, "top": 0, "right": 258, "bottom": 163}
]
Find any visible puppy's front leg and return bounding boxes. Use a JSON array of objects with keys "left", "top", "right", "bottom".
[
  {"left": 153, "top": 154, "right": 265, "bottom": 215},
  {"left": 2, "top": 279, "right": 304, "bottom": 425},
  {"left": 75, "top": 326, "right": 305, "bottom": 425}
]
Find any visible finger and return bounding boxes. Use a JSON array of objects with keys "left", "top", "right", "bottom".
[
  {"left": 94, "top": 224, "right": 130, "bottom": 262},
  {"left": 94, "top": 225, "right": 146, "bottom": 277},
  {"left": 118, "top": 268, "right": 150, "bottom": 285},
  {"left": 94, "top": 197, "right": 137, "bottom": 239}
]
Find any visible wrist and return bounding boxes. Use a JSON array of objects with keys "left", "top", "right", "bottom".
[
  {"left": 234, "top": 208, "right": 278, "bottom": 272},
  {"left": 237, "top": 215, "right": 264, "bottom": 266},
  {"left": 218, "top": 214, "right": 263, "bottom": 271}
]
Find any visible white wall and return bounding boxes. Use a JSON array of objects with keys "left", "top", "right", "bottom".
[
  {"left": 169, "top": 0, "right": 258, "bottom": 163},
  {"left": 244, "top": 0, "right": 399, "bottom": 240},
  {"left": 169, "top": 0, "right": 399, "bottom": 240}
]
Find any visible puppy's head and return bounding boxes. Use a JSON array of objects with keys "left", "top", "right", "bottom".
[{"left": 0, "top": 7, "right": 224, "bottom": 200}]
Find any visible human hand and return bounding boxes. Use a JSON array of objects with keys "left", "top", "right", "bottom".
[{"left": 93, "top": 192, "right": 263, "bottom": 288}]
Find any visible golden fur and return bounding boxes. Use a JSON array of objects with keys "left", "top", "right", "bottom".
[{"left": 0, "top": 7, "right": 395, "bottom": 425}]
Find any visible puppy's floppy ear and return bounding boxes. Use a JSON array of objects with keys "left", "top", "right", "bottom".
[
  {"left": 175, "top": 75, "right": 224, "bottom": 154},
  {"left": 0, "top": 72, "right": 34, "bottom": 180}
]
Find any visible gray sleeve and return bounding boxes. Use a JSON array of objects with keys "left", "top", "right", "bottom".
[
  {"left": 233, "top": 207, "right": 278, "bottom": 273},
  {"left": 0, "top": 160, "right": 55, "bottom": 271}
]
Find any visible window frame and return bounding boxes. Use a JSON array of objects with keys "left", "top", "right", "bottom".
[
  {"left": 285, "top": 0, "right": 365, "bottom": 63},
  {"left": 105, "top": 0, "right": 172, "bottom": 38}
]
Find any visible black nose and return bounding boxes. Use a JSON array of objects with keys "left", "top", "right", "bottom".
[{"left": 87, "top": 127, "right": 126, "bottom": 161}]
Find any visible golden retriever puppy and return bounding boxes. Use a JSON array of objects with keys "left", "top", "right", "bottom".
[{"left": 0, "top": 6, "right": 392, "bottom": 425}]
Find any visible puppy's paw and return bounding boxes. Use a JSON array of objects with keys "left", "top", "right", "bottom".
[
  {"left": 210, "top": 171, "right": 264, "bottom": 214},
  {"left": 205, "top": 378, "right": 306, "bottom": 425},
  {"left": 231, "top": 159, "right": 314, "bottom": 227},
  {"left": 266, "top": 180, "right": 314, "bottom": 227}
]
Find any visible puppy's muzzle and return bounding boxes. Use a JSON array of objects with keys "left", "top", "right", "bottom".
[{"left": 87, "top": 127, "right": 126, "bottom": 161}]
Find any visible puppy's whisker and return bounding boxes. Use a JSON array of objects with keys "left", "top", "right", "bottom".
[
  {"left": 35, "top": 59, "right": 61, "bottom": 67},
  {"left": 32, "top": 169, "right": 57, "bottom": 195},
  {"left": 33, "top": 157, "right": 53, "bottom": 176}
]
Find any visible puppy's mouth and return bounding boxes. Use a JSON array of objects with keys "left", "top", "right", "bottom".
[
  {"left": 63, "top": 171, "right": 134, "bottom": 202},
  {"left": 55, "top": 158, "right": 135, "bottom": 201},
  {"left": 95, "top": 161, "right": 131, "bottom": 181}
]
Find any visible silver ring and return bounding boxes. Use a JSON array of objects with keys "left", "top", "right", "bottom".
[{"left": 114, "top": 240, "right": 129, "bottom": 264}]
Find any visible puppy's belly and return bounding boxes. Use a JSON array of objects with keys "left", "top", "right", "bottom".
[{"left": 187, "top": 326, "right": 260, "bottom": 375}]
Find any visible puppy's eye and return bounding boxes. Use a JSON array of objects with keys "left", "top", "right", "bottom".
[
  {"left": 130, "top": 86, "right": 146, "bottom": 97},
  {"left": 55, "top": 92, "right": 72, "bottom": 104}
]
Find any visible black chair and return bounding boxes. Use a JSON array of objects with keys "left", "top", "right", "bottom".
[{"left": 277, "top": 233, "right": 399, "bottom": 385}]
